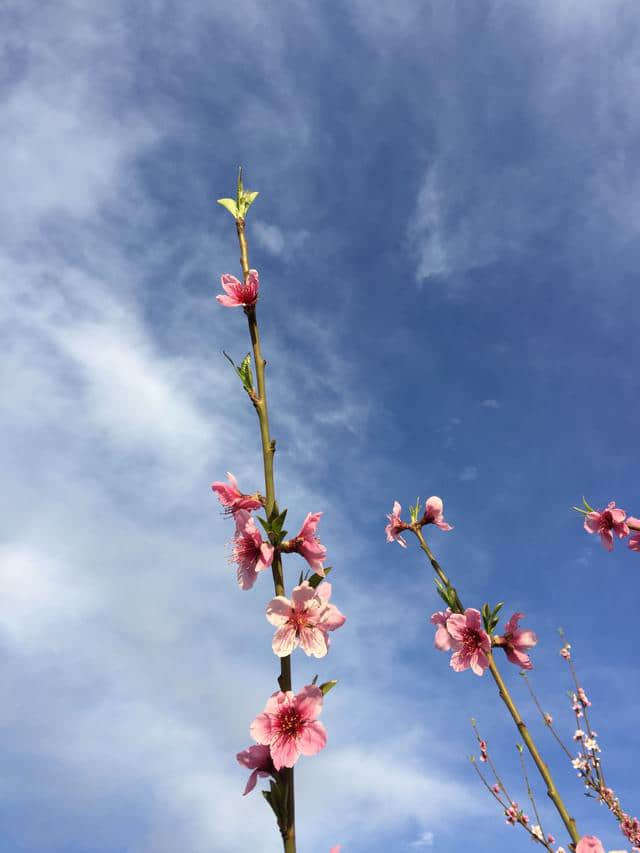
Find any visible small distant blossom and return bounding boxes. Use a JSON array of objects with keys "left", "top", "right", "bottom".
[
  {"left": 584, "top": 501, "right": 629, "bottom": 551},
  {"left": 236, "top": 744, "right": 274, "bottom": 795},
  {"left": 560, "top": 643, "right": 571, "bottom": 660},
  {"left": 556, "top": 848, "right": 567, "bottom": 853},
  {"left": 505, "top": 802, "right": 529, "bottom": 826},
  {"left": 329, "top": 847, "right": 341, "bottom": 853},
  {"left": 572, "top": 755, "right": 589, "bottom": 772},
  {"left": 250, "top": 685, "right": 327, "bottom": 770},
  {"left": 577, "top": 687, "right": 591, "bottom": 707},
  {"left": 385, "top": 501, "right": 408, "bottom": 547},
  {"left": 531, "top": 825, "right": 544, "bottom": 842},
  {"left": 430, "top": 608, "right": 453, "bottom": 650},
  {"left": 289, "top": 512, "right": 327, "bottom": 574},
  {"left": 266, "top": 581, "right": 345, "bottom": 658},
  {"left": 575, "top": 836, "right": 605, "bottom": 853},
  {"left": 479, "top": 740, "right": 488, "bottom": 762},
  {"left": 231, "top": 509, "right": 274, "bottom": 590},
  {"left": 500, "top": 612, "right": 537, "bottom": 669},
  {"left": 583, "top": 736, "right": 600, "bottom": 752},
  {"left": 492, "top": 783, "right": 501, "bottom": 794},
  {"left": 216, "top": 269, "right": 260, "bottom": 308},
  {"left": 547, "top": 835, "right": 556, "bottom": 845},
  {"left": 574, "top": 729, "right": 585, "bottom": 741},
  {"left": 211, "top": 472, "right": 262, "bottom": 514},
  {"left": 422, "top": 496, "right": 453, "bottom": 531},
  {"left": 572, "top": 695, "right": 584, "bottom": 717},
  {"left": 445, "top": 608, "right": 491, "bottom": 676},
  {"left": 544, "top": 712, "right": 553, "bottom": 725}
]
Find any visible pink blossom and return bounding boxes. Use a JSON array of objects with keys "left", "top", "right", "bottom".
[
  {"left": 211, "top": 472, "right": 262, "bottom": 515},
  {"left": 385, "top": 501, "right": 408, "bottom": 547},
  {"left": 250, "top": 685, "right": 327, "bottom": 770},
  {"left": 291, "top": 512, "right": 327, "bottom": 574},
  {"left": 445, "top": 608, "right": 491, "bottom": 676},
  {"left": 577, "top": 687, "right": 591, "bottom": 707},
  {"left": 266, "top": 581, "right": 346, "bottom": 658},
  {"left": 500, "top": 612, "right": 537, "bottom": 670},
  {"left": 575, "top": 837, "right": 605, "bottom": 853},
  {"left": 329, "top": 847, "right": 341, "bottom": 853},
  {"left": 236, "top": 744, "right": 274, "bottom": 795},
  {"left": 628, "top": 520, "right": 640, "bottom": 552},
  {"left": 422, "top": 496, "right": 453, "bottom": 531},
  {"left": 216, "top": 269, "right": 260, "bottom": 308},
  {"left": 231, "top": 509, "right": 274, "bottom": 590},
  {"left": 584, "top": 501, "right": 629, "bottom": 551},
  {"left": 430, "top": 608, "right": 453, "bottom": 650}
]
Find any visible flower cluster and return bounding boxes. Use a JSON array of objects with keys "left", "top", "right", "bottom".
[
  {"left": 213, "top": 474, "right": 344, "bottom": 793},
  {"left": 431, "top": 607, "right": 537, "bottom": 675},
  {"left": 385, "top": 496, "right": 453, "bottom": 547},
  {"left": 582, "top": 500, "right": 640, "bottom": 553}
]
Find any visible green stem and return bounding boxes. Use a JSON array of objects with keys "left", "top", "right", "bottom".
[
  {"left": 413, "top": 527, "right": 580, "bottom": 847},
  {"left": 235, "top": 217, "right": 295, "bottom": 852}
]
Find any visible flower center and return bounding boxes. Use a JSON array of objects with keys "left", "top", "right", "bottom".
[
  {"left": 277, "top": 707, "right": 302, "bottom": 737},
  {"left": 290, "top": 609, "right": 310, "bottom": 631},
  {"left": 461, "top": 627, "right": 482, "bottom": 653}
]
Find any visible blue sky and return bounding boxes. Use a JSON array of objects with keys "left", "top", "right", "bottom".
[{"left": 2, "top": 1, "right": 639, "bottom": 851}]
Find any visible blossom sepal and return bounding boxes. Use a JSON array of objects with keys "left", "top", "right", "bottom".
[
  {"left": 318, "top": 679, "right": 338, "bottom": 696},
  {"left": 262, "top": 777, "right": 291, "bottom": 838}
]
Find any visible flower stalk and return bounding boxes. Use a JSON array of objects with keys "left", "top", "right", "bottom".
[
  {"left": 233, "top": 213, "right": 295, "bottom": 851},
  {"left": 412, "top": 524, "right": 580, "bottom": 846}
]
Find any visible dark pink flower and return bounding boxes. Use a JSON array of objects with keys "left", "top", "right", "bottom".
[
  {"left": 291, "top": 512, "right": 327, "bottom": 575},
  {"left": 216, "top": 269, "right": 260, "bottom": 308},
  {"left": 430, "top": 608, "right": 453, "bottom": 650},
  {"left": 500, "top": 612, "right": 537, "bottom": 670},
  {"left": 211, "top": 472, "right": 262, "bottom": 515},
  {"left": 445, "top": 608, "right": 491, "bottom": 676},
  {"left": 575, "top": 836, "right": 605, "bottom": 853},
  {"left": 236, "top": 744, "right": 274, "bottom": 795},
  {"left": 584, "top": 501, "right": 629, "bottom": 551},
  {"left": 266, "top": 581, "right": 345, "bottom": 658},
  {"left": 231, "top": 509, "right": 274, "bottom": 590},
  {"left": 385, "top": 501, "right": 408, "bottom": 547},
  {"left": 422, "top": 496, "right": 453, "bottom": 531},
  {"left": 628, "top": 517, "right": 640, "bottom": 552},
  {"left": 250, "top": 685, "right": 327, "bottom": 770}
]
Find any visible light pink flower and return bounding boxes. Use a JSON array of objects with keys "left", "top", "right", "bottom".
[
  {"left": 236, "top": 744, "right": 274, "bottom": 795},
  {"left": 385, "top": 501, "right": 408, "bottom": 547},
  {"left": 216, "top": 269, "right": 260, "bottom": 308},
  {"left": 446, "top": 608, "right": 491, "bottom": 676},
  {"left": 212, "top": 472, "right": 262, "bottom": 515},
  {"left": 500, "top": 612, "right": 537, "bottom": 670},
  {"left": 231, "top": 509, "right": 274, "bottom": 590},
  {"left": 422, "top": 496, "right": 453, "bottom": 531},
  {"left": 250, "top": 685, "right": 327, "bottom": 770},
  {"left": 266, "top": 581, "right": 346, "bottom": 658},
  {"left": 575, "top": 836, "right": 605, "bottom": 853},
  {"left": 628, "top": 519, "right": 640, "bottom": 552},
  {"left": 430, "top": 608, "right": 453, "bottom": 650},
  {"left": 291, "top": 512, "right": 327, "bottom": 574},
  {"left": 584, "top": 501, "right": 629, "bottom": 551},
  {"left": 329, "top": 847, "right": 341, "bottom": 853}
]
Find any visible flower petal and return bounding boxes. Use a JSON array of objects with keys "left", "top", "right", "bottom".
[{"left": 298, "top": 720, "right": 327, "bottom": 756}]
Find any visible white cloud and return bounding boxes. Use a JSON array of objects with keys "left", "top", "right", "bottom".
[
  {"left": 252, "top": 221, "right": 286, "bottom": 255},
  {"left": 411, "top": 831, "right": 435, "bottom": 847},
  {"left": 480, "top": 399, "right": 500, "bottom": 409}
]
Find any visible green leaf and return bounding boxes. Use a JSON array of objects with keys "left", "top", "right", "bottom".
[
  {"left": 319, "top": 679, "right": 337, "bottom": 695},
  {"left": 217, "top": 198, "right": 238, "bottom": 218},
  {"left": 582, "top": 496, "right": 595, "bottom": 513},
  {"left": 257, "top": 516, "right": 270, "bottom": 534},
  {"left": 308, "top": 566, "right": 332, "bottom": 588}
]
